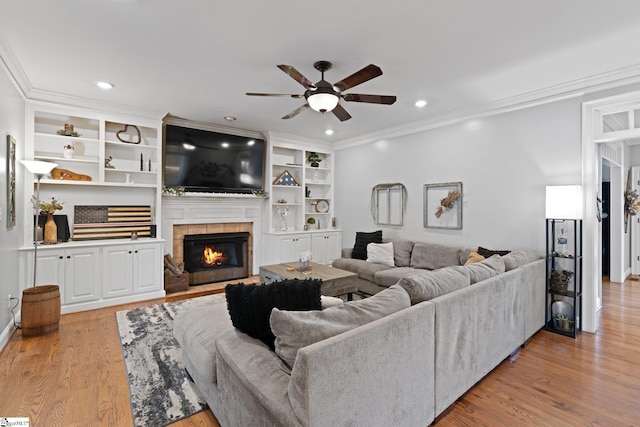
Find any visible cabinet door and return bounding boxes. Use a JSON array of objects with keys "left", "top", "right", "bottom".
[
  {"left": 34, "top": 250, "right": 65, "bottom": 287},
  {"left": 311, "top": 232, "right": 341, "bottom": 264},
  {"left": 133, "top": 244, "right": 161, "bottom": 294},
  {"left": 102, "top": 245, "right": 134, "bottom": 298},
  {"left": 278, "top": 234, "right": 312, "bottom": 262},
  {"left": 65, "top": 247, "right": 100, "bottom": 304}
]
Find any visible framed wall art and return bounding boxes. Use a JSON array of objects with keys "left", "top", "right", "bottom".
[
  {"left": 6, "top": 135, "right": 16, "bottom": 228},
  {"left": 424, "top": 182, "right": 462, "bottom": 229},
  {"left": 371, "top": 183, "right": 406, "bottom": 226}
]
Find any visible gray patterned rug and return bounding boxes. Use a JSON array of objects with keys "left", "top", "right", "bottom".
[{"left": 116, "top": 293, "right": 226, "bottom": 427}]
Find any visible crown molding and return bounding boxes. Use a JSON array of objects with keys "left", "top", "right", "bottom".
[
  {"left": 266, "top": 131, "right": 328, "bottom": 148},
  {"left": 0, "top": 28, "right": 31, "bottom": 98},
  {"left": 335, "top": 63, "right": 640, "bottom": 151}
]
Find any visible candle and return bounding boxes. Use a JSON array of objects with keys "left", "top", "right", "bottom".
[{"left": 140, "top": 153, "right": 143, "bottom": 171}]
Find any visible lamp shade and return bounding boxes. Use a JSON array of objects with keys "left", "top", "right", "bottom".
[
  {"left": 307, "top": 93, "right": 339, "bottom": 113},
  {"left": 20, "top": 160, "right": 57, "bottom": 175},
  {"left": 546, "top": 185, "right": 583, "bottom": 219}
]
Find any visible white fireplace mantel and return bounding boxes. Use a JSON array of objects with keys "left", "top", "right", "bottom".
[{"left": 161, "top": 194, "right": 267, "bottom": 274}]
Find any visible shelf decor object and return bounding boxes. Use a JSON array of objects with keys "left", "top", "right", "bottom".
[
  {"left": 6, "top": 135, "right": 16, "bottom": 228},
  {"left": 273, "top": 170, "right": 300, "bottom": 186},
  {"left": 116, "top": 124, "right": 141, "bottom": 144},
  {"left": 545, "top": 185, "right": 583, "bottom": 338},
  {"left": 20, "top": 159, "right": 62, "bottom": 337}
]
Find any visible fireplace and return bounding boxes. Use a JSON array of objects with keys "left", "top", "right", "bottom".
[{"left": 183, "top": 232, "right": 250, "bottom": 285}]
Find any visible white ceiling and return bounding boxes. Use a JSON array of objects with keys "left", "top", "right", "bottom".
[{"left": 3, "top": 0, "right": 640, "bottom": 144}]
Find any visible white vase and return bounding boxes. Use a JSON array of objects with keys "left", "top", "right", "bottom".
[{"left": 63, "top": 148, "right": 74, "bottom": 159}]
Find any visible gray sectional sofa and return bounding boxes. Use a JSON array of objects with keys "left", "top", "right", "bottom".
[{"left": 173, "top": 239, "right": 545, "bottom": 426}]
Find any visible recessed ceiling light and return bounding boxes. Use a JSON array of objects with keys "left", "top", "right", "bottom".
[
  {"left": 96, "top": 81, "right": 115, "bottom": 90},
  {"left": 325, "top": 129, "right": 334, "bottom": 136},
  {"left": 224, "top": 116, "right": 237, "bottom": 121},
  {"left": 415, "top": 99, "right": 428, "bottom": 108}
]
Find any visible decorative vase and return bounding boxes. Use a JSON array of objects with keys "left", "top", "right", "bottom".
[
  {"left": 63, "top": 148, "right": 74, "bottom": 159},
  {"left": 299, "top": 259, "right": 309, "bottom": 272},
  {"left": 44, "top": 213, "right": 57, "bottom": 244},
  {"left": 310, "top": 162, "right": 319, "bottom": 168}
]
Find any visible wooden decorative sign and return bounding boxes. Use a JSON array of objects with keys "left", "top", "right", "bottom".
[{"left": 73, "top": 205, "right": 152, "bottom": 240}]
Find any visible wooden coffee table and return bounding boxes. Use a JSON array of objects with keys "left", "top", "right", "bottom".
[{"left": 259, "top": 261, "right": 358, "bottom": 298}]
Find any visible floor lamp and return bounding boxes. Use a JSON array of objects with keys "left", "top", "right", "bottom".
[
  {"left": 20, "top": 160, "right": 61, "bottom": 337},
  {"left": 20, "top": 160, "right": 58, "bottom": 287}
]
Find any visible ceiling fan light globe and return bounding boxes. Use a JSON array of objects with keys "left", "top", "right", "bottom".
[{"left": 307, "top": 92, "right": 339, "bottom": 113}]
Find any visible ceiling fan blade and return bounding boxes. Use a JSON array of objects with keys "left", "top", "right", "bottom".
[
  {"left": 277, "top": 65, "right": 316, "bottom": 89},
  {"left": 333, "top": 64, "right": 383, "bottom": 92},
  {"left": 282, "top": 104, "right": 310, "bottom": 120},
  {"left": 343, "top": 93, "right": 397, "bottom": 105},
  {"left": 331, "top": 103, "right": 352, "bottom": 122},
  {"left": 246, "top": 92, "right": 304, "bottom": 98}
]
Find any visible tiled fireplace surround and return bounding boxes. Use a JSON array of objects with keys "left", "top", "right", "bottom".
[{"left": 162, "top": 195, "right": 265, "bottom": 276}]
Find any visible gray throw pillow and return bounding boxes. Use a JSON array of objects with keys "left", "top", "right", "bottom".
[
  {"left": 270, "top": 284, "right": 411, "bottom": 370},
  {"left": 409, "top": 242, "right": 467, "bottom": 270},
  {"left": 389, "top": 239, "right": 415, "bottom": 267},
  {"left": 464, "top": 254, "right": 505, "bottom": 284},
  {"left": 397, "top": 266, "right": 470, "bottom": 304}
]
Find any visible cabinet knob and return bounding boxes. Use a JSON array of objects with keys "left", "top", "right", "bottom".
[
  {"left": 128, "top": 251, "right": 132, "bottom": 254},
  {"left": 66, "top": 255, "right": 71, "bottom": 259},
  {"left": 59, "top": 256, "right": 64, "bottom": 259},
  {"left": 134, "top": 250, "right": 138, "bottom": 253}
]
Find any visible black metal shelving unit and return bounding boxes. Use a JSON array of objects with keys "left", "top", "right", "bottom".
[{"left": 545, "top": 218, "right": 582, "bottom": 338}]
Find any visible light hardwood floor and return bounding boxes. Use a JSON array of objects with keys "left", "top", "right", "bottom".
[{"left": 0, "top": 277, "right": 638, "bottom": 426}]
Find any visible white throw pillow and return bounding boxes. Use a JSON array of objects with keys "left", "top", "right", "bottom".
[{"left": 366, "top": 242, "right": 395, "bottom": 267}]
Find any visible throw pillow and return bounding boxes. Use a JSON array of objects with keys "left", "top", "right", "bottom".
[
  {"left": 389, "top": 239, "right": 415, "bottom": 267},
  {"left": 409, "top": 242, "right": 467, "bottom": 270},
  {"left": 270, "top": 284, "right": 411, "bottom": 370},
  {"left": 397, "top": 266, "right": 470, "bottom": 304},
  {"left": 225, "top": 279, "right": 322, "bottom": 350},
  {"left": 366, "top": 242, "right": 395, "bottom": 267},
  {"left": 477, "top": 246, "right": 511, "bottom": 258},
  {"left": 464, "top": 250, "right": 485, "bottom": 265},
  {"left": 351, "top": 230, "right": 383, "bottom": 260}
]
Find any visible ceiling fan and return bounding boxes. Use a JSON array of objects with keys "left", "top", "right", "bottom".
[{"left": 246, "top": 61, "right": 396, "bottom": 122}]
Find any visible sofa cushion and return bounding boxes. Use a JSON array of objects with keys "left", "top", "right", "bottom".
[
  {"left": 409, "top": 242, "right": 469, "bottom": 270},
  {"left": 477, "top": 246, "right": 511, "bottom": 258},
  {"left": 332, "top": 257, "right": 392, "bottom": 282},
  {"left": 389, "top": 239, "right": 415, "bottom": 267},
  {"left": 225, "top": 279, "right": 322, "bottom": 349},
  {"left": 173, "top": 294, "right": 232, "bottom": 385},
  {"left": 373, "top": 267, "right": 422, "bottom": 288},
  {"left": 270, "top": 284, "right": 411, "bottom": 370},
  {"left": 397, "top": 266, "right": 471, "bottom": 304},
  {"left": 464, "top": 254, "right": 505, "bottom": 284},
  {"left": 366, "top": 242, "right": 395, "bottom": 267},
  {"left": 502, "top": 250, "right": 541, "bottom": 271},
  {"left": 351, "top": 230, "right": 383, "bottom": 260}
]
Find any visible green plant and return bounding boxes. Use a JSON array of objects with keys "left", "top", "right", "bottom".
[
  {"left": 307, "top": 152, "right": 322, "bottom": 165},
  {"left": 307, "top": 217, "right": 316, "bottom": 224},
  {"left": 33, "top": 196, "right": 63, "bottom": 214},
  {"left": 162, "top": 186, "right": 185, "bottom": 196}
]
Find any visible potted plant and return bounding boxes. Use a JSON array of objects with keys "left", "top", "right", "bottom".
[{"left": 307, "top": 152, "right": 322, "bottom": 167}]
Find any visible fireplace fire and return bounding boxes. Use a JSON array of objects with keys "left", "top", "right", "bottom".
[{"left": 183, "top": 232, "right": 249, "bottom": 285}]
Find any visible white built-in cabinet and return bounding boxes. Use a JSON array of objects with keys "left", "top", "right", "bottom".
[
  {"left": 103, "top": 243, "right": 161, "bottom": 299},
  {"left": 263, "top": 134, "right": 341, "bottom": 264},
  {"left": 25, "top": 246, "right": 101, "bottom": 305},
  {"left": 20, "top": 102, "right": 165, "bottom": 313}
]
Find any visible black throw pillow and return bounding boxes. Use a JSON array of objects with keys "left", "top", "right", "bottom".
[
  {"left": 225, "top": 279, "right": 322, "bottom": 350},
  {"left": 351, "top": 230, "right": 383, "bottom": 260},
  {"left": 477, "top": 246, "right": 511, "bottom": 258}
]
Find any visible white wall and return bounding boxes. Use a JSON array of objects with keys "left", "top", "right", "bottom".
[
  {"left": 334, "top": 97, "right": 583, "bottom": 253},
  {"left": 0, "top": 61, "right": 25, "bottom": 346}
]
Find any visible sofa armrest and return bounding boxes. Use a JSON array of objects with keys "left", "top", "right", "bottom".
[
  {"left": 341, "top": 247, "right": 353, "bottom": 258},
  {"left": 288, "top": 302, "right": 436, "bottom": 427}
]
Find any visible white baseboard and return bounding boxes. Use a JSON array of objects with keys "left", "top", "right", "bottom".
[{"left": 0, "top": 319, "right": 17, "bottom": 353}]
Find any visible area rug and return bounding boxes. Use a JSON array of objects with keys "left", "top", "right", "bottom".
[{"left": 116, "top": 293, "right": 226, "bottom": 427}]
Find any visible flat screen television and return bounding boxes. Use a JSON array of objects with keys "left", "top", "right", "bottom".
[{"left": 164, "top": 124, "right": 265, "bottom": 193}]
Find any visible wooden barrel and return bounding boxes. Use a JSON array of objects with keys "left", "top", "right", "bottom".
[{"left": 21, "top": 285, "right": 61, "bottom": 337}]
